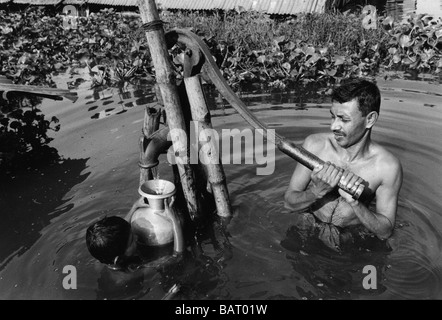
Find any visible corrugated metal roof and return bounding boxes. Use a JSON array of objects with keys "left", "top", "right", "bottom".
[
  {"left": 287, "top": 0, "right": 297, "bottom": 14},
  {"left": 5, "top": 0, "right": 327, "bottom": 13},
  {"left": 86, "top": 0, "right": 136, "bottom": 5},
  {"left": 156, "top": 0, "right": 327, "bottom": 14},
  {"left": 13, "top": 0, "right": 62, "bottom": 4},
  {"left": 63, "top": 0, "right": 87, "bottom": 4}
]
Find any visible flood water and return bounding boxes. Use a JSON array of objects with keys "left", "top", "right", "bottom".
[{"left": 0, "top": 70, "right": 441, "bottom": 299}]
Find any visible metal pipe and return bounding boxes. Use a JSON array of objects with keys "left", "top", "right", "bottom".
[
  {"left": 140, "top": 126, "right": 172, "bottom": 170},
  {"left": 276, "top": 137, "right": 365, "bottom": 199}
]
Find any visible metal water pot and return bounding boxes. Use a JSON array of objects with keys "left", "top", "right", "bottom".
[{"left": 130, "top": 179, "right": 176, "bottom": 246}]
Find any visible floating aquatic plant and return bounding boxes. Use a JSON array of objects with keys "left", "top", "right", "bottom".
[{"left": 1, "top": 6, "right": 441, "bottom": 169}]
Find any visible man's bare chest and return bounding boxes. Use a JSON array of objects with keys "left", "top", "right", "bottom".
[{"left": 320, "top": 152, "right": 381, "bottom": 195}]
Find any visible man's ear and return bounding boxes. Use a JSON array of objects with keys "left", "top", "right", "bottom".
[{"left": 366, "top": 111, "right": 378, "bottom": 129}]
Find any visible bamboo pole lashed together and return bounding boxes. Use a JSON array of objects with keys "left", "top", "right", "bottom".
[
  {"left": 184, "top": 75, "right": 233, "bottom": 218},
  {"left": 137, "top": 0, "right": 199, "bottom": 219},
  {"left": 139, "top": 105, "right": 161, "bottom": 185}
]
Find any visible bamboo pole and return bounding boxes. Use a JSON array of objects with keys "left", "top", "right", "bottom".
[
  {"left": 137, "top": 0, "right": 199, "bottom": 219},
  {"left": 184, "top": 75, "right": 232, "bottom": 218},
  {"left": 143, "top": 106, "right": 161, "bottom": 139},
  {"left": 139, "top": 106, "right": 161, "bottom": 185}
]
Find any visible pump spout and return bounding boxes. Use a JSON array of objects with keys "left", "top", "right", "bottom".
[{"left": 141, "top": 126, "right": 172, "bottom": 169}]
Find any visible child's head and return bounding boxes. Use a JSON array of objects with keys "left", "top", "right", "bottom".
[{"left": 86, "top": 216, "right": 137, "bottom": 266}]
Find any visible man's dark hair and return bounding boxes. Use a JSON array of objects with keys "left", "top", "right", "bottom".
[
  {"left": 86, "top": 216, "right": 131, "bottom": 265},
  {"left": 332, "top": 78, "right": 381, "bottom": 116}
]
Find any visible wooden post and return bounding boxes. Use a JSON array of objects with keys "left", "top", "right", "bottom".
[
  {"left": 139, "top": 105, "right": 161, "bottom": 185},
  {"left": 184, "top": 75, "right": 232, "bottom": 218},
  {"left": 137, "top": 0, "right": 199, "bottom": 219}
]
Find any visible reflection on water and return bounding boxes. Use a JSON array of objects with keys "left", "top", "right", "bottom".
[
  {"left": 84, "top": 83, "right": 157, "bottom": 120},
  {"left": 0, "top": 74, "right": 441, "bottom": 300},
  {"left": 0, "top": 158, "right": 89, "bottom": 271}
]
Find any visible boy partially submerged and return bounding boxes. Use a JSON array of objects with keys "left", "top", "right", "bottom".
[{"left": 86, "top": 197, "right": 183, "bottom": 271}]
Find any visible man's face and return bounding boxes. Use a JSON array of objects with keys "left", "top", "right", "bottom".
[{"left": 330, "top": 99, "right": 368, "bottom": 148}]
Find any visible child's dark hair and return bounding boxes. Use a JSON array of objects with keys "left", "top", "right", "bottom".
[
  {"left": 86, "top": 216, "right": 131, "bottom": 265},
  {"left": 332, "top": 78, "right": 381, "bottom": 116}
]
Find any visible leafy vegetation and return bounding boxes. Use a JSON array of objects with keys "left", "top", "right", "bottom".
[
  {"left": 1, "top": 6, "right": 441, "bottom": 170},
  {"left": 2, "top": 6, "right": 440, "bottom": 90},
  {"left": 382, "top": 13, "right": 442, "bottom": 71},
  {"left": 0, "top": 7, "right": 151, "bottom": 87},
  {"left": 163, "top": 9, "right": 442, "bottom": 89},
  {"left": 0, "top": 7, "right": 150, "bottom": 171}
]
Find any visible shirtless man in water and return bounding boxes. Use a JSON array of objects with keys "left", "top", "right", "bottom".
[{"left": 284, "top": 78, "right": 402, "bottom": 243}]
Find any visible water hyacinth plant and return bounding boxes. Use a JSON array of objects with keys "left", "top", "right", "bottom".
[
  {"left": 383, "top": 13, "right": 442, "bottom": 72},
  {"left": 162, "top": 8, "right": 441, "bottom": 89},
  {"left": 1, "top": 6, "right": 441, "bottom": 90},
  {"left": 1, "top": 6, "right": 441, "bottom": 169},
  {"left": 0, "top": 7, "right": 152, "bottom": 170},
  {"left": 0, "top": 7, "right": 152, "bottom": 88}
]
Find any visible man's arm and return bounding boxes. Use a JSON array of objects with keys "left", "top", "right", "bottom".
[
  {"left": 341, "top": 158, "right": 403, "bottom": 239},
  {"left": 284, "top": 135, "right": 344, "bottom": 212}
]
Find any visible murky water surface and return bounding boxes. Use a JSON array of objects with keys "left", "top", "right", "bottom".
[{"left": 0, "top": 70, "right": 441, "bottom": 299}]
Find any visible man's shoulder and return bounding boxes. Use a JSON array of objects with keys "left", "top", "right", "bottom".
[
  {"left": 303, "top": 133, "right": 332, "bottom": 150},
  {"left": 373, "top": 143, "right": 402, "bottom": 175},
  {"left": 369, "top": 144, "right": 403, "bottom": 195}
]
